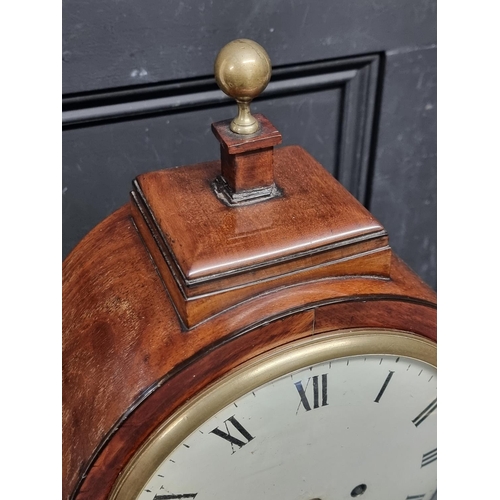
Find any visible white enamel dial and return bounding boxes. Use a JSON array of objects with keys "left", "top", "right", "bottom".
[{"left": 112, "top": 331, "right": 437, "bottom": 500}]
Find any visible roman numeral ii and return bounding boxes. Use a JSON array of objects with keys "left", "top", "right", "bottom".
[{"left": 412, "top": 398, "right": 437, "bottom": 427}]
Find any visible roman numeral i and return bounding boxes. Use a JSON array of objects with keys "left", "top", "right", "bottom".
[{"left": 374, "top": 370, "right": 395, "bottom": 403}]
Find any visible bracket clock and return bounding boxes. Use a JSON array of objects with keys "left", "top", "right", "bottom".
[{"left": 62, "top": 40, "right": 437, "bottom": 500}]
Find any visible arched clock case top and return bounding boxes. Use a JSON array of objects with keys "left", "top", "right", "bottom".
[
  {"left": 62, "top": 39, "right": 437, "bottom": 500},
  {"left": 63, "top": 232, "right": 436, "bottom": 499}
]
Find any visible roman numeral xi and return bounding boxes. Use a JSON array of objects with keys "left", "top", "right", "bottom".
[{"left": 210, "top": 415, "right": 254, "bottom": 454}]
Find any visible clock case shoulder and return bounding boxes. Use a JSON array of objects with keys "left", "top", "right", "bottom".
[
  {"left": 132, "top": 115, "right": 395, "bottom": 329},
  {"left": 62, "top": 115, "right": 436, "bottom": 500}
]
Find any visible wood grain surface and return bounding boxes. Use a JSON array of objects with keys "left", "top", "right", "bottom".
[
  {"left": 63, "top": 204, "right": 435, "bottom": 499},
  {"left": 63, "top": 139, "right": 436, "bottom": 498},
  {"left": 132, "top": 144, "right": 393, "bottom": 328}
]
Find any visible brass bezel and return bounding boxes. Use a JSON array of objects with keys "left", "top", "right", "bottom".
[{"left": 110, "top": 329, "right": 437, "bottom": 500}]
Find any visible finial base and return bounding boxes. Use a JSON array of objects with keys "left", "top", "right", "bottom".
[
  {"left": 230, "top": 117, "right": 259, "bottom": 135},
  {"left": 230, "top": 100, "right": 259, "bottom": 135},
  {"left": 211, "top": 114, "right": 282, "bottom": 206},
  {"left": 212, "top": 175, "right": 282, "bottom": 207}
]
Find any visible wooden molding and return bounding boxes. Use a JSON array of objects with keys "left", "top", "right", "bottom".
[{"left": 131, "top": 145, "right": 390, "bottom": 328}]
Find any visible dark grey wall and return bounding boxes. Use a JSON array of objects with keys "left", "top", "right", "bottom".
[
  {"left": 62, "top": 0, "right": 436, "bottom": 290},
  {"left": 370, "top": 45, "right": 437, "bottom": 289}
]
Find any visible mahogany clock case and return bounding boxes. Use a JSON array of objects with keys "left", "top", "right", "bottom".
[
  {"left": 62, "top": 137, "right": 437, "bottom": 500},
  {"left": 62, "top": 3, "right": 438, "bottom": 497}
]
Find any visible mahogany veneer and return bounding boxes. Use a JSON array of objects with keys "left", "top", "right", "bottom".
[
  {"left": 63, "top": 206, "right": 435, "bottom": 500},
  {"left": 132, "top": 142, "right": 390, "bottom": 328},
  {"left": 63, "top": 113, "right": 436, "bottom": 500}
]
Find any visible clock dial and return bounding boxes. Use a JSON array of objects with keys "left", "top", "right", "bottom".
[{"left": 111, "top": 331, "right": 437, "bottom": 500}]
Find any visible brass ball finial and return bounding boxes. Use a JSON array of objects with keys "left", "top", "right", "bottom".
[{"left": 214, "top": 39, "right": 272, "bottom": 135}]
